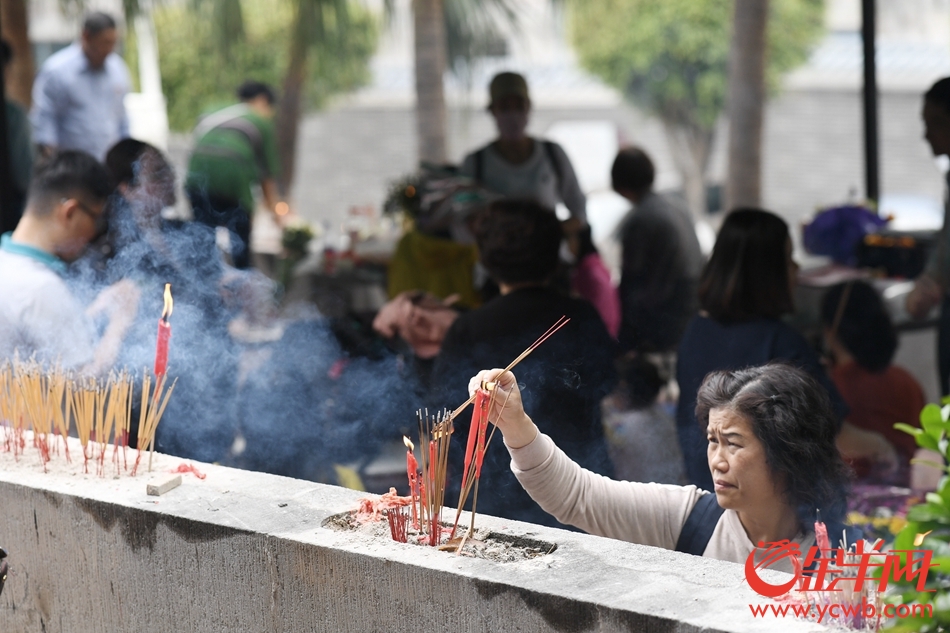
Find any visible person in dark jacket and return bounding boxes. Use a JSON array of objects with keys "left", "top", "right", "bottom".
[
  {"left": 676, "top": 208, "right": 898, "bottom": 491},
  {"left": 431, "top": 199, "right": 617, "bottom": 528},
  {"left": 611, "top": 147, "right": 703, "bottom": 353}
]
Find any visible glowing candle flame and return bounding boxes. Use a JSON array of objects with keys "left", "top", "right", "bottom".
[
  {"left": 161, "top": 284, "right": 173, "bottom": 321},
  {"left": 403, "top": 436, "right": 414, "bottom": 451}
]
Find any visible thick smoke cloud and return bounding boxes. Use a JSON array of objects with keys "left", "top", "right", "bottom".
[{"left": 37, "top": 155, "right": 424, "bottom": 479}]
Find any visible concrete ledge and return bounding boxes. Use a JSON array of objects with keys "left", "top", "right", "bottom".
[{"left": 0, "top": 445, "right": 826, "bottom": 632}]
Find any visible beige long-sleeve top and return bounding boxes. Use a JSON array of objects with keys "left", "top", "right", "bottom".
[{"left": 508, "top": 433, "right": 813, "bottom": 572}]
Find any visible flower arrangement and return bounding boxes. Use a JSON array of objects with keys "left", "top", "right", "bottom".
[
  {"left": 383, "top": 175, "right": 423, "bottom": 219},
  {"left": 278, "top": 219, "right": 315, "bottom": 291}
]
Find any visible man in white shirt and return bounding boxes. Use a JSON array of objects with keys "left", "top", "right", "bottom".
[
  {"left": 30, "top": 12, "right": 130, "bottom": 161},
  {"left": 460, "top": 72, "right": 587, "bottom": 227},
  {"left": 0, "top": 150, "right": 140, "bottom": 372}
]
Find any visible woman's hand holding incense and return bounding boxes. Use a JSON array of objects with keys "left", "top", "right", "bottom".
[{"left": 468, "top": 369, "right": 538, "bottom": 449}]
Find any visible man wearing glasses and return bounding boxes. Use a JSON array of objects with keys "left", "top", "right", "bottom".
[{"left": 0, "top": 151, "right": 140, "bottom": 373}]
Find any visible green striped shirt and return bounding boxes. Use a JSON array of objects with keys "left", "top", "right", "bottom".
[{"left": 185, "top": 106, "right": 280, "bottom": 213}]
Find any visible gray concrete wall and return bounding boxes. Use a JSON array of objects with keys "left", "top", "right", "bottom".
[
  {"left": 763, "top": 88, "right": 945, "bottom": 229},
  {"left": 0, "top": 447, "right": 825, "bottom": 633}
]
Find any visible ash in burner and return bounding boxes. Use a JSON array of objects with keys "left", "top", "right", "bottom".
[{"left": 322, "top": 511, "right": 557, "bottom": 563}]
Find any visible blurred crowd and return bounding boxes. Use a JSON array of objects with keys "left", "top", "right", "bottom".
[{"left": 2, "top": 12, "right": 948, "bottom": 530}]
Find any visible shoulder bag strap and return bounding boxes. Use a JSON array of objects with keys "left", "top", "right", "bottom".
[
  {"left": 543, "top": 140, "right": 564, "bottom": 195},
  {"left": 674, "top": 493, "right": 725, "bottom": 556}
]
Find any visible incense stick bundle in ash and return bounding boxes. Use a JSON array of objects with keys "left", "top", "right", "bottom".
[
  {"left": 382, "top": 316, "right": 572, "bottom": 552},
  {"left": 0, "top": 364, "right": 23, "bottom": 456},
  {"left": 416, "top": 408, "right": 452, "bottom": 547},
  {"left": 448, "top": 316, "right": 569, "bottom": 542},
  {"left": 70, "top": 375, "right": 97, "bottom": 472},
  {"left": 386, "top": 507, "right": 409, "bottom": 543},
  {"left": 0, "top": 361, "right": 174, "bottom": 477},
  {"left": 26, "top": 364, "right": 59, "bottom": 467},
  {"left": 132, "top": 373, "right": 177, "bottom": 476}
]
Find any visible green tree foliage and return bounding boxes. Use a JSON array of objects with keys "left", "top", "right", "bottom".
[
  {"left": 154, "top": 0, "right": 377, "bottom": 131},
  {"left": 568, "top": 0, "right": 823, "bottom": 132}
]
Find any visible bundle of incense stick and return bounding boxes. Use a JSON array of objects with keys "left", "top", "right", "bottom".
[
  {"left": 387, "top": 316, "right": 572, "bottom": 551},
  {"left": 0, "top": 364, "right": 21, "bottom": 456},
  {"left": 414, "top": 408, "right": 453, "bottom": 547},
  {"left": 449, "top": 316, "right": 570, "bottom": 543},
  {"left": 131, "top": 373, "right": 177, "bottom": 476},
  {"left": 0, "top": 360, "right": 175, "bottom": 477},
  {"left": 450, "top": 382, "right": 513, "bottom": 545},
  {"left": 16, "top": 362, "right": 60, "bottom": 467},
  {"left": 1, "top": 360, "right": 73, "bottom": 466},
  {"left": 386, "top": 507, "right": 409, "bottom": 543}
]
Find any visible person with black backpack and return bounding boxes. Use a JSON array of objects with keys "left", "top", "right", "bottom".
[
  {"left": 466, "top": 362, "right": 860, "bottom": 569},
  {"left": 460, "top": 72, "right": 587, "bottom": 229}
]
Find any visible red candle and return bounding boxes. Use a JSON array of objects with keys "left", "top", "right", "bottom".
[
  {"left": 155, "top": 320, "right": 170, "bottom": 376},
  {"left": 404, "top": 437, "right": 418, "bottom": 486},
  {"left": 404, "top": 436, "right": 419, "bottom": 528},
  {"left": 815, "top": 510, "right": 830, "bottom": 554},
  {"left": 154, "top": 284, "right": 173, "bottom": 377}
]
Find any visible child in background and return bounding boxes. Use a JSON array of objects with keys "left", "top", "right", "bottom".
[
  {"left": 568, "top": 224, "right": 620, "bottom": 339},
  {"left": 602, "top": 355, "right": 686, "bottom": 484},
  {"left": 822, "top": 280, "right": 928, "bottom": 487}
]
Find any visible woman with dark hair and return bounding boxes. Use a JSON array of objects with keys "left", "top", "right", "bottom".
[
  {"left": 676, "top": 208, "right": 897, "bottom": 491},
  {"left": 822, "top": 281, "right": 926, "bottom": 485},
  {"left": 467, "top": 363, "right": 853, "bottom": 567},
  {"left": 431, "top": 198, "right": 617, "bottom": 528}
]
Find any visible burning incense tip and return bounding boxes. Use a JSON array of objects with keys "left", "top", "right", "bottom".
[{"left": 403, "top": 436, "right": 414, "bottom": 451}]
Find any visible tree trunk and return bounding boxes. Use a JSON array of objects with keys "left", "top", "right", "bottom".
[
  {"left": 661, "top": 117, "right": 713, "bottom": 221},
  {"left": 213, "top": 0, "right": 245, "bottom": 63},
  {"left": 0, "top": 0, "right": 34, "bottom": 108},
  {"left": 413, "top": 0, "right": 447, "bottom": 165},
  {"left": 275, "top": 30, "right": 310, "bottom": 196},
  {"left": 725, "top": 0, "right": 769, "bottom": 211}
]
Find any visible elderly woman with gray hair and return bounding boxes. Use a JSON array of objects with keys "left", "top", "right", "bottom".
[{"left": 468, "top": 362, "right": 857, "bottom": 570}]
